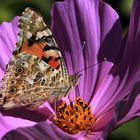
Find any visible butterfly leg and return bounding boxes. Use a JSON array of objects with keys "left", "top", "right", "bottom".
[
  {"left": 67, "top": 86, "right": 75, "bottom": 102},
  {"left": 54, "top": 95, "right": 59, "bottom": 113},
  {"left": 70, "top": 86, "right": 76, "bottom": 101},
  {"left": 54, "top": 97, "right": 57, "bottom": 113}
]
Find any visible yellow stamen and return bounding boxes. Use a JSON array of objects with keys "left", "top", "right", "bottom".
[{"left": 53, "top": 97, "right": 96, "bottom": 134}]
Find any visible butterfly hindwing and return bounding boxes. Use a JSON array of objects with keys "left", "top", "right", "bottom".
[{"left": 1, "top": 53, "right": 70, "bottom": 109}]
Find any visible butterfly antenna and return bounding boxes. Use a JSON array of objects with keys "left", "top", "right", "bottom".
[
  {"left": 75, "top": 57, "right": 107, "bottom": 75},
  {"left": 73, "top": 41, "right": 86, "bottom": 74}
]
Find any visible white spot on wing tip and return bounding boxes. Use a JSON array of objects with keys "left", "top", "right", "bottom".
[
  {"left": 36, "top": 31, "right": 44, "bottom": 39},
  {"left": 42, "top": 30, "right": 49, "bottom": 36}
]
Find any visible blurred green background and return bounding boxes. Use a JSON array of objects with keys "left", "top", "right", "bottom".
[{"left": 0, "top": 0, "right": 140, "bottom": 139}]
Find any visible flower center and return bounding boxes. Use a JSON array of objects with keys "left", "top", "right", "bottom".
[{"left": 54, "top": 97, "right": 96, "bottom": 134}]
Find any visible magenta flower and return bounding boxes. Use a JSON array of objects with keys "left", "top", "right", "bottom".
[{"left": 1, "top": 0, "right": 140, "bottom": 139}]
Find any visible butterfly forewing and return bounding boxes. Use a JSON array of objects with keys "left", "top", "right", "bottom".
[{"left": 15, "top": 7, "right": 68, "bottom": 79}]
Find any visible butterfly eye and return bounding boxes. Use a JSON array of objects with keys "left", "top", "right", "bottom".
[
  {"left": 9, "top": 86, "right": 17, "bottom": 94},
  {"left": 71, "top": 78, "right": 76, "bottom": 83},
  {"left": 16, "top": 67, "right": 24, "bottom": 74},
  {"left": 71, "top": 78, "right": 77, "bottom": 86}
]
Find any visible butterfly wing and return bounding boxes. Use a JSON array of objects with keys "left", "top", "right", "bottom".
[
  {"left": 15, "top": 7, "right": 68, "bottom": 80},
  {"left": 0, "top": 8, "right": 71, "bottom": 110},
  {"left": 1, "top": 53, "right": 70, "bottom": 109}
]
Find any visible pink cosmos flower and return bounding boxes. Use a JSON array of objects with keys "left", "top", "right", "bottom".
[{"left": 1, "top": 0, "right": 140, "bottom": 139}]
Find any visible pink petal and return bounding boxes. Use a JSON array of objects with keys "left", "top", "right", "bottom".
[
  {"left": 98, "top": 0, "right": 140, "bottom": 126},
  {"left": 101, "top": 81, "right": 140, "bottom": 139},
  {"left": 0, "top": 113, "right": 36, "bottom": 138},
  {"left": 2, "top": 120, "right": 85, "bottom": 140},
  {"left": 0, "top": 17, "right": 19, "bottom": 73},
  {"left": 51, "top": 0, "right": 122, "bottom": 103},
  {"left": 2, "top": 119, "right": 105, "bottom": 140}
]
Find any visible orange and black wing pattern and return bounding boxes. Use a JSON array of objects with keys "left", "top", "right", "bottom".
[{"left": 14, "top": 8, "right": 68, "bottom": 79}]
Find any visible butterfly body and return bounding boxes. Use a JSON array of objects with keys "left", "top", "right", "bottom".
[{"left": 0, "top": 8, "right": 80, "bottom": 110}]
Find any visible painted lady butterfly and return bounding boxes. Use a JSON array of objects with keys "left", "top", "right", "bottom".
[{"left": 0, "top": 8, "right": 81, "bottom": 110}]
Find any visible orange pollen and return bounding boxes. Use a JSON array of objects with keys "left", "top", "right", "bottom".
[{"left": 53, "top": 97, "right": 96, "bottom": 134}]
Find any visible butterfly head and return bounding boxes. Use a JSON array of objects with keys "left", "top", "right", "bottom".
[{"left": 69, "top": 74, "right": 82, "bottom": 87}]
